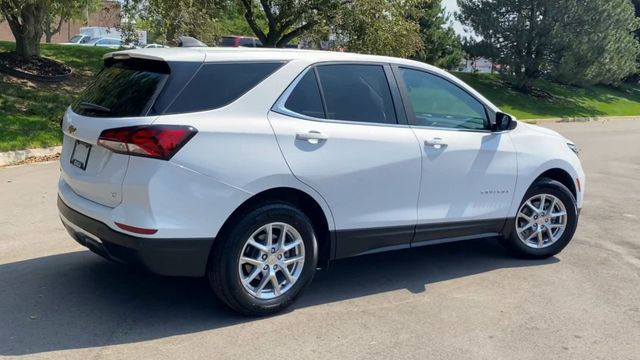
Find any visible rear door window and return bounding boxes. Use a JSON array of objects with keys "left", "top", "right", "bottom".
[
  {"left": 71, "top": 59, "right": 169, "bottom": 117},
  {"left": 166, "top": 62, "right": 284, "bottom": 113},
  {"left": 315, "top": 64, "right": 397, "bottom": 124}
]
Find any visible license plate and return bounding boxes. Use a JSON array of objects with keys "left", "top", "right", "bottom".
[{"left": 70, "top": 140, "right": 92, "bottom": 170}]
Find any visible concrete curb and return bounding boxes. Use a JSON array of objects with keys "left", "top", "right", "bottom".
[
  {"left": 0, "top": 146, "right": 62, "bottom": 166},
  {"left": 524, "top": 115, "right": 640, "bottom": 123}
]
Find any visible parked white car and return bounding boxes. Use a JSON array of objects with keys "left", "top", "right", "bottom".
[
  {"left": 144, "top": 43, "right": 168, "bottom": 48},
  {"left": 84, "top": 37, "right": 124, "bottom": 49},
  {"left": 60, "top": 34, "right": 94, "bottom": 45},
  {"left": 58, "top": 48, "right": 585, "bottom": 315}
]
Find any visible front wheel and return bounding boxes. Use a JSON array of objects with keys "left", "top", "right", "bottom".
[
  {"left": 208, "top": 203, "right": 318, "bottom": 316},
  {"left": 501, "top": 178, "right": 578, "bottom": 259}
]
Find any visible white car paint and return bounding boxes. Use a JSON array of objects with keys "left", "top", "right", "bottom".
[{"left": 59, "top": 47, "right": 585, "bottom": 247}]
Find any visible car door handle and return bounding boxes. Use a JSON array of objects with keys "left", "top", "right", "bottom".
[
  {"left": 424, "top": 138, "right": 447, "bottom": 148},
  {"left": 296, "top": 131, "right": 328, "bottom": 142}
]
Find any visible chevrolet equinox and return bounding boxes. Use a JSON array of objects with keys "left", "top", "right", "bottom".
[{"left": 58, "top": 48, "right": 585, "bottom": 315}]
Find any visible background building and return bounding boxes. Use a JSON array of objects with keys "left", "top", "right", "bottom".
[{"left": 0, "top": 0, "right": 120, "bottom": 43}]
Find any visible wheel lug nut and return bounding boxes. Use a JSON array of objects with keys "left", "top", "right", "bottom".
[
  {"left": 262, "top": 255, "right": 267, "bottom": 260},
  {"left": 273, "top": 265, "right": 278, "bottom": 270},
  {"left": 263, "top": 265, "right": 268, "bottom": 270},
  {"left": 277, "top": 254, "right": 282, "bottom": 259},
  {"left": 271, "top": 248, "right": 276, "bottom": 253}
]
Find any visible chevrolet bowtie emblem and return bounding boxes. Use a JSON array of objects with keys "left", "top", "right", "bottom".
[{"left": 68, "top": 125, "right": 77, "bottom": 135}]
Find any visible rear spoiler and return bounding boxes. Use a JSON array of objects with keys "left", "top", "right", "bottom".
[{"left": 102, "top": 48, "right": 206, "bottom": 65}]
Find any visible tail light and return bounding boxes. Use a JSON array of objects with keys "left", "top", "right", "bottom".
[{"left": 98, "top": 125, "right": 197, "bottom": 160}]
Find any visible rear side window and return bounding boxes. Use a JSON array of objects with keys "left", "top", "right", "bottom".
[
  {"left": 284, "top": 70, "right": 325, "bottom": 118},
  {"left": 166, "top": 62, "right": 284, "bottom": 114},
  {"left": 316, "top": 64, "right": 396, "bottom": 124},
  {"left": 72, "top": 59, "right": 169, "bottom": 117}
]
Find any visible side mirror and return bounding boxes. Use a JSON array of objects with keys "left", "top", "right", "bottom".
[{"left": 493, "top": 112, "right": 514, "bottom": 132}]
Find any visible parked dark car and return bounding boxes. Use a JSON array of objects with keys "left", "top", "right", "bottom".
[{"left": 218, "top": 35, "right": 262, "bottom": 47}]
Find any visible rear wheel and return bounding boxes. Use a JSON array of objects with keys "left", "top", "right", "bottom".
[
  {"left": 208, "top": 203, "right": 317, "bottom": 315},
  {"left": 501, "top": 178, "right": 578, "bottom": 259}
]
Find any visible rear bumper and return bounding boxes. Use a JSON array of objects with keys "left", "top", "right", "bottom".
[{"left": 58, "top": 196, "right": 214, "bottom": 277}]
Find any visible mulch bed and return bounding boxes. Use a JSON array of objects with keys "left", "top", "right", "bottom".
[{"left": 0, "top": 52, "right": 71, "bottom": 82}]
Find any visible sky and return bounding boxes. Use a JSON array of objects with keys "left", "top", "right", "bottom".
[{"left": 442, "top": 0, "right": 466, "bottom": 36}]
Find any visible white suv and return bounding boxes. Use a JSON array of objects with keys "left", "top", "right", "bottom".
[{"left": 58, "top": 48, "right": 585, "bottom": 315}]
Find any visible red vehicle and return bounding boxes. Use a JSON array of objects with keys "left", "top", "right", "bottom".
[{"left": 218, "top": 35, "right": 262, "bottom": 48}]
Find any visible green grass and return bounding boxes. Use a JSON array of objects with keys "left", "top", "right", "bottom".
[
  {"left": 455, "top": 72, "right": 640, "bottom": 120},
  {"left": 0, "top": 41, "right": 111, "bottom": 151}
]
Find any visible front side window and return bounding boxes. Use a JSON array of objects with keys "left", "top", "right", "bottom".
[
  {"left": 399, "top": 68, "right": 487, "bottom": 130},
  {"left": 316, "top": 64, "right": 397, "bottom": 124}
]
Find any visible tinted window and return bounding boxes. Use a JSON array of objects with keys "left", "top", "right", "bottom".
[
  {"left": 399, "top": 68, "right": 487, "bottom": 130},
  {"left": 167, "top": 62, "right": 284, "bottom": 113},
  {"left": 72, "top": 60, "right": 169, "bottom": 117},
  {"left": 284, "top": 70, "right": 325, "bottom": 118},
  {"left": 219, "top": 37, "right": 238, "bottom": 47},
  {"left": 239, "top": 38, "right": 255, "bottom": 47},
  {"left": 316, "top": 65, "right": 396, "bottom": 124}
]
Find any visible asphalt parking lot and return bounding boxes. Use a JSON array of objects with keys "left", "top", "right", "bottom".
[{"left": 1, "top": 119, "right": 639, "bottom": 360}]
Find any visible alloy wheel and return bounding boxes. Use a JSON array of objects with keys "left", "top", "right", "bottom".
[
  {"left": 238, "top": 222, "right": 306, "bottom": 300},
  {"left": 516, "top": 194, "right": 568, "bottom": 249}
]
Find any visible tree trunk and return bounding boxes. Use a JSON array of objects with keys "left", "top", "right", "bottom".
[
  {"left": 2, "top": 2, "right": 46, "bottom": 58},
  {"left": 14, "top": 33, "right": 41, "bottom": 57}
]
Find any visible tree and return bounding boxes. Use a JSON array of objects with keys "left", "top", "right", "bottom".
[
  {"left": 0, "top": 0, "right": 48, "bottom": 57},
  {"left": 323, "top": 0, "right": 423, "bottom": 57},
  {"left": 411, "top": 0, "right": 463, "bottom": 69},
  {"left": 140, "top": 0, "right": 220, "bottom": 45},
  {"left": 42, "top": 0, "right": 101, "bottom": 43},
  {"left": 458, "top": 0, "right": 555, "bottom": 92},
  {"left": 458, "top": 0, "right": 640, "bottom": 91},
  {"left": 549, "top": 0, "right": 639, "bottom": 86},
  {"left": 216, "top": 0, "right": 266, "bottom": 39},
  {"left": 238, "top": 0, "right": 340, "bottom": 47},
  {"left": 634, "top": 0, "right": 640, "bottom": 39}
]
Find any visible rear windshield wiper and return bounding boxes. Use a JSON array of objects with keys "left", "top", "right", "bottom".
[{"left": 78, "top": 102, "right": 111, "bottom": 114}]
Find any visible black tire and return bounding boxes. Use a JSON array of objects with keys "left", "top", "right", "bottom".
[
  {"left": 208, "top": 202, "right": 318, "bottom": 316},
  {"left": 501, "top": 178, "right": 578, "bottom": 259}
]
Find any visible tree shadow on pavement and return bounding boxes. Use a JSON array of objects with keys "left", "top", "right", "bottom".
[{"left": 0, "top": 238, "right": 558, "bottom": 356}]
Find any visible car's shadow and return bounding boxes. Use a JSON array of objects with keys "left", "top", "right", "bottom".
[{"left": 0, "top": 238, "right": 558, "bottom": 356}]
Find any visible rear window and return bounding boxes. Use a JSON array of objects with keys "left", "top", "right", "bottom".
[
  {"left": 165, "top": 62, "right": 284, "bottom": 114},
  {"left": 72, "top": 59, "right": 169, "bottom": 117}
]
